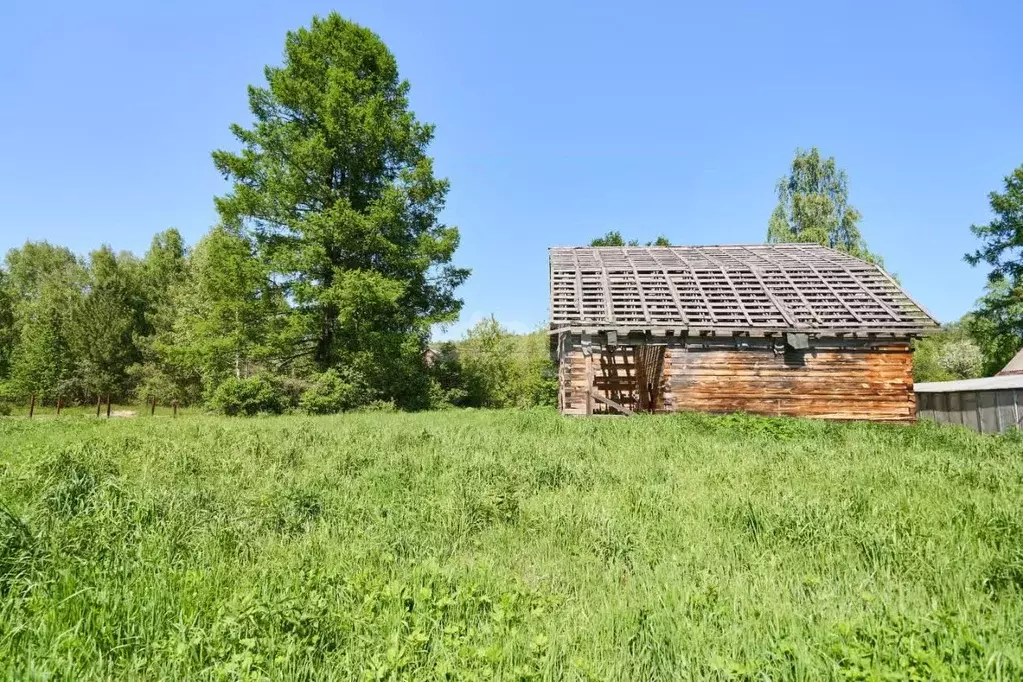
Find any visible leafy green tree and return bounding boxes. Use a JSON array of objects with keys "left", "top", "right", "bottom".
[
  {"left": 0, "top": 270, "right": 14, "bottom": 380},
  {"left": 767, "top": 148, "right": 881, "bottom": 264},
  {"left": 963, "top": 165, "right": 1023, "bottom": 373},
  {"left": 4, "top": 243, "right": 85, "bottom": 401},
  {"left": 168, "top": 227, "right": 285, "bottom": 395},
  {"left": 211, "top": 13, "right": 467, "bottom": 406},
  {"left": 68, "top": 246, "right": 146, "bottom": 399},
  {"left": 965, "top": 280, "right": 1023, "bottom": 376},
  {"left": 459, "top": 316, "right": 518, "bottom": 407},
  {"left": 130, "top": 229, "right": 194, "bottom": 403},
  {"left": 427, "top": 341, "right": 470, "bottom": 407},
  {"left": 965, "top": 165, "right": 1023, "bottom": 282},
  {"left": 591, "top": 231, "right": 638, "bottom": 247},
  {"left": 590, "top": 232, "right": 671, "bottom": 247},
  {"left": 457, "top": 318, "right": 557, "bottom": 408}
]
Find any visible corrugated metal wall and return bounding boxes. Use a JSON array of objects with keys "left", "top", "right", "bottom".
[{"left": 916, "top": 390, "right": 1023, "bottom": 434}]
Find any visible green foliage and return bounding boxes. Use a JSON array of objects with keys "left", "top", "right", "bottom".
[
  {"left": 427, "top": 342, "right": 470, "bottom": 407},
  {"left": 767, "top": 147, "right": 883, "bottom": 264},
  {"left": 456, "top": 317, "right": 557, "bottom": 408},
  {"left": 298, "top": 367, "right": 375, "bottom": 414},
  {"left": 1, "top": 411, "right": 1022, "bottom": 678},
  {"left": 4, "top": 242, "right": 85, "bottom": 401},
  {"left": 965, "top": 165, "right": 1023, "bottom": 282},
  {"left": 211, "top": 12, "right": 468, "bottom": 406},
  {"left": 963, "top": 166, "right": 1023, "bottom": 374},
  {"left": 912, "top": 322, "right": 985, "bottom": 382},
  {"left": 208, "top": 374, "right": 290, "bottom": 416},
  {"left": 0, "top": 15, "right": 475, "bottom": 413},
  {"left": 0, "top": 271, "right": 13, "bottom": 380},
  {"left": 589, "top": 232, "right": 671, "bottom": 247},
  {"left": 966, "top": 280, "right": 1023, "bottom": 375},
  {"left": 166, "top": 227, "right": 289, "bottom": 394},
  {"left": 590, "top": 231, "right": 637, "bottom": 247},
  {"left": 68, "top": 246, "right": 147, "bottom": 397}
]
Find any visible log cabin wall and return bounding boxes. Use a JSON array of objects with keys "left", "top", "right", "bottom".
[{"left": 557, "top": 333, "right": 915, "bottom": 421}]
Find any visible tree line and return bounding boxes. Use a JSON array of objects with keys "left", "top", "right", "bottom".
[{"left": 0, "top": 229, "right": 556, "bottom": 414}]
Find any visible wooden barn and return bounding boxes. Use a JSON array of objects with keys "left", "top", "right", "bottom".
[{"left": 549, "top": 244, "right": 939, "bottom": 420}]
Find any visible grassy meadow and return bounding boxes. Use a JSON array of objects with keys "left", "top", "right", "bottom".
[{"left": 1, "top": 410, "right": 1022, "bottom": 680}]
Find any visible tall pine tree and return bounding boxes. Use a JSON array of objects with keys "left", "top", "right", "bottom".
[{"left": 212, "top": 13, "right": 468, "bottom": 406}]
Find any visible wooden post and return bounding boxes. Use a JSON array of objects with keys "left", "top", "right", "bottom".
[
  {"left": 150, "top": 397, "right": 156, "bottom": 417},
  {"left": 106, "top": 395, "right": 112, "bottom": 418},
  {"left": 28, "top": 394, "right": 35, "bottom": 419},
  {"left": 96, "top": 395, "right": 102, "bottom": 417},
  {"left": 56, "top": 397, "right": 63, "bottom": 416},
  {"left": 172, "top": 400, "right": 178, "bottom": 419},
  {"left": 585, "top": 353, "right": 593, "bottom": 416}
]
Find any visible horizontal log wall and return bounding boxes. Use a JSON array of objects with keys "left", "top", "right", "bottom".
[{"left": 557, "top": 334, "right": 915, "bottom": 421}]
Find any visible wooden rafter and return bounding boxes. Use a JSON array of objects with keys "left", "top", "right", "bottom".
[
  {"left": 780, "top": 246, "right": 864, "bottom": 323},
  {"left": 672, "top": 249, "right": 718, "bottom": 324},
  {"left": 800, "top": 245, "right": 902, "bottom": 323},
  {"left": 701, "top": 251, "right": 757, "bottom": 327},
  {"left": 645, "top": 247, "right": 688, "bottom": 325},
  {"left": 625, "top": 249, "right": 652, "bottom": 322},
  {"left": 738, "top": 245, "right": 824, "bottom": 326},
  {"left": 592, "top": 248, "right": 615, "bottom": 323},
  {"left": 570, "top": 249, "right": 584, "bottom": 320}
]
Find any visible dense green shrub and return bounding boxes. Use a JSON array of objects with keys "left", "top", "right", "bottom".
[
  {"left": 445, "top": 318, "right": 558, "bottom": 409},
  {"left": 208, "top": 374, "right": 289, "bottom": 416},
  {"left": 298, "top": 368, "right": 374, "bottom": 414}
]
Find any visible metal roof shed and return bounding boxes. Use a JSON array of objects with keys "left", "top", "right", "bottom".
[{"left": 916, "top": 370, "right": 1023, "bottom": 434}]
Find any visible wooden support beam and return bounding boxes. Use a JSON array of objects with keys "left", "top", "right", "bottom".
[
  {"left": 590, "top": 389, "right": 634, "bottom": 416},
  {"left": 585, "top": 351, "right": 593, "bottom": 416}
]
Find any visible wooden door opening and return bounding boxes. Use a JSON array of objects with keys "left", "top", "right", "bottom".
[{"left": 593, "top": 344, "right": 666, "bottom": 414}]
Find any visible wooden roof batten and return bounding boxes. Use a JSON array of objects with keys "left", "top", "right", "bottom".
[
  {"left": 735, "top": 245, "right": 807, "bottom": 328},
  {"left": 644, "top": 247, "right": 689, "bottom": 326},
  {"left": 548, "top": 244, "right": 939, "bottom": 337}
]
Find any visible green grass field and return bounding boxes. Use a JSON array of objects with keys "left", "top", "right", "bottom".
[{"left": 1, "top": 410, "right": 1022, "bottom": 680}]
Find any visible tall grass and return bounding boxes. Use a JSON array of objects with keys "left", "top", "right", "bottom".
[{"left": 1, "top": 410, "right": 1021, "bottom": 679}]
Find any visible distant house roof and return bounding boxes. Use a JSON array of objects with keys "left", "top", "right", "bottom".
[
  {"left": 915, "top": 374, "right": 1023, "bottom": 393},
  {"left": 997, "top": 346, "right": 1023, "bottom": 376},
  {"left": 549, "top": 244, "right": 939, "bottom": 335}
]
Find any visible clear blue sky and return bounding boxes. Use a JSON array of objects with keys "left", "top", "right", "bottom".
[{"left": 2, "top": 1, "right": 1021, "bottom": 338}]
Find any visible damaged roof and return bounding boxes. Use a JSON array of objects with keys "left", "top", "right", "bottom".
[{"left": 549, "top": 244, "right": 939, "bottom": 336}]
